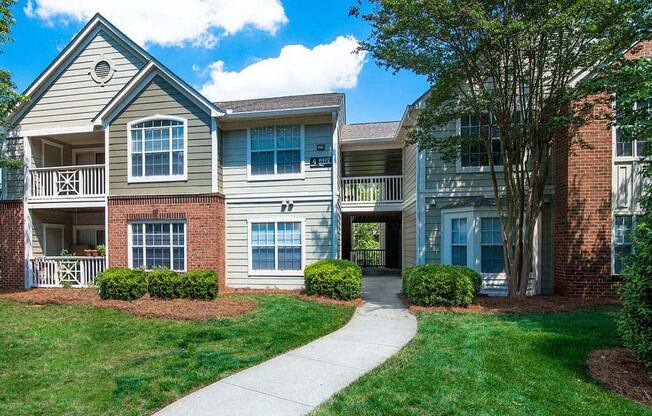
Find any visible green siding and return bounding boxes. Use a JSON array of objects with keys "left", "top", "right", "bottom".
[
  {"left": 108, "top": 76, "right": 213, "bottom": 196},
  {"left": 2, "top": 137, "right": 24, "bottom": 200}
]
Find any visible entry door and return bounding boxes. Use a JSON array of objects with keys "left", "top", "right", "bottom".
[
  {"left": 43, "top": 142, "right": 63, "bottom": 167},
  {"left": 44, "top": 225, "right": 64, "bottom": 256}
]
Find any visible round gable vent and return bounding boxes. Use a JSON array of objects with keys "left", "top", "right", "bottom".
[{"left": 89, "top": 55, "right": 115, "bottom": 85}]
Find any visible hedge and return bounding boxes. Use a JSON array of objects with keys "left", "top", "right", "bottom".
[
  {"left": 402, "top": 264, "right": 480, "bottom": 307},
  {"left": 148, "top": 269, "right": 218, "bottom": 300},
  {"left": 304, "top": 259, "right": 362, "bottom": 300},
  {"left": 97, "top": 267, "right": 147, "bottom": 301}
]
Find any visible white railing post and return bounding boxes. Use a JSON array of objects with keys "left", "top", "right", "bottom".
[
  {"left": 30, "top": 257, "right": 106, "bottom": 287},
  {"left": 29, "top": 165, "right": 105, "bottom": 200},
  {"left": 341, "top": 175, "right": 403, "bottom": 203}
]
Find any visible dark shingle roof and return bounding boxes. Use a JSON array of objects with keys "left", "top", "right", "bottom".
[
  {"left": 340, "top": 121, "right": 401, "bottom": 141},
  {"left": 215, "top": 93, "right": 344, "bottom": 114}
]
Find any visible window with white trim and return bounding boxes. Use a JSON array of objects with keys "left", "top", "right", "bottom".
[
  {"left": 250, "top": 221, "right": 302, "bottom": 272},
  {"left": 249, "top": 125, "right": 302, "bottom": 177},
  {"left": 129, "top": 118, "right": 186, "bottom": 180},
  {"left": 613, "top": 215, "right": 633, "bottom": 275},
  {"left": 460, "top": 114, "right": 502, "bottom": 168},
  {"left": 616, "top": 100, "right": 651, "bottom": 158},
  {"left": 451, "top": 218, "right": 468, "bottom": 266},
  {"left": 481, "top": 217, "right": 504, "bottom": 273},
  {"left": 130, "top": 222, "right": 186, "bottom": 271}
]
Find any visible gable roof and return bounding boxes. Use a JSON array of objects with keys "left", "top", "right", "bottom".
[
  {"left": 93, "top": 61, "right": 223, "bottom": 126},
  {"left": 9, "top": 13, "right": 152, "bottom": 126},
  {"left": 341, "top": 121, "right": 401, "bottom": 141}
]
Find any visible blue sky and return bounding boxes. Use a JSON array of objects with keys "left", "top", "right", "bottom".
[{"left": 0, "top": 0, "right": 429, "bottom": 123}]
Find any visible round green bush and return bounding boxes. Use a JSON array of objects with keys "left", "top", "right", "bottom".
[
  {"left": 97, "top": 267, "right": 147, "bottom": 301},
  {"left": 148, "top": 268, "right": 218, "bottom": 300},
  {"left": 304, "top": 259, "right": 362, "bottom": 300},
  {"left": 147, "top": 268, "right": 182, "bottom": 299},
  {"left": 402, "top": 264, "right": 477, "bottom": 307},
  {"left": 451, "top": 265, "right": 483, "bottom": 295}
]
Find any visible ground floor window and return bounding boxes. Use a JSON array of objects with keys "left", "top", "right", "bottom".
[
  {"left": 130, "top": 222, "right": 186, "bottom": 271},
  {"left": 480, "top": 217, "right": 504, "bottom": 273},
  {"left": 613, "top": 215, "right": 634, "bottom": 275},
  {"left": 250, "top": 220, "right": 303, "bottom": 273}
]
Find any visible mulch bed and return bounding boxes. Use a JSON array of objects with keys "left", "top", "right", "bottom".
[
  {"left": 0, "top": 289, "right": 256, "bottom": 321},
  {"left": 588, "top": 348, "right": 652, "bottom": 408},
  {"left": 408, "top": 295, "right": 621, "bottom": 314}
]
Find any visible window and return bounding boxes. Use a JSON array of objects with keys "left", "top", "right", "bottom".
[
  {"left": 460, "top": 114, "right": 501, "bottom": 168},
  {"left": 129, "top": 117, "right": 186, "bottom": 181},
  {"left": 614, "top": 215, "right": 633, "bottom": 275},
  {"left": 74, "top": 226, "right": 105, "bottom": 247},
  {"left": 616, "top": 100, "right": 651, "bottom": 158},
  {"left": 130, "top": 222, "right": 186, "bottom": 271},
  {"left": 250, "top": 220, "right": 303, "bottom": 273},
  {"left": 249, "top": 125, "right": 302, "bottom": 178},
  {"left": 451, "top": 218, "right": 468, "bottom": 266},
  {"left": 481, "top": 218, "right": 504, "bottom": 273}
]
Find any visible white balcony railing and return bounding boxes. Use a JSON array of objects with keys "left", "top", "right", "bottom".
[
  {"left": 30, "top": 257, "right": 106, "bottom": 287},
  {"left": 341, "top": 175, "right": 403, "bottom": 203},
  {"left": 30, "top": 164, "right": 105, "bottom": 200}
]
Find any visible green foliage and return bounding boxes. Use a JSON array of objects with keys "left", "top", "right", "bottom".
[
  {"left": 147, "top": 269, "right": 218, "bottom": 300},
  {"left": 619, "top": 185, "right": 652, "bottom": 376},
  {"left": 402, "top": 264, "right": 478, "bottom": 307},
  {"left": 452, "top": 265, "right": 483, "bottom": 295},
  {"left": 304, "top": 259, "right": 362, "bottom": 300},
  {"left": 96, "top": 268, "right": 147, "bottom": 301},
  {"left": 352, "top": 223, "right": 380, "bottom": 250}
]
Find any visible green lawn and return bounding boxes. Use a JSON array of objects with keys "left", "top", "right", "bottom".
[
  {"left": 314, "top": 308, "right": 652, "bottom": 416},
  {"left": 0, "top": 295, "right": 353, "bottom": 416}
]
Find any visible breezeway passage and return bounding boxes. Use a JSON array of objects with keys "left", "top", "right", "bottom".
[{"left": 154, "top": 275, "right": 417, "bottom": 416}]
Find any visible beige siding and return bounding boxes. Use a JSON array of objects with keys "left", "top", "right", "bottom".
[
  {"left": 18, "top": 29, "right": 146, "bottom": 131},
  {"left": 402, "top": 200, "right": 417, "bottom": 268},
  {"left": 403, "top": 143, "right": 417, "bottom": 201},
  {"left": 109, "top": 76, "right": 213, "bottom": 196},
  {"left": 226, "top": 200, "right": 333, "bottom": 288},
  {"left": 222, "top": 118, "right": 333, "bottom": 196}
]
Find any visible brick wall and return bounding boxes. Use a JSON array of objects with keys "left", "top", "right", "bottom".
[
  {"left": 0, "top": 200, "right": 25, "bottom": 289},
  {"left": 107, "top": 194, "right": 226, "bottom": 291}
]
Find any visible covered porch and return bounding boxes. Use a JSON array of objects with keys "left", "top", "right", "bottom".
[
  {"left": 342, "top": 212, "right": 402, "bottom": 272},
  {"left": 29, "top": 207, "right": 106, "bottom": 287}
]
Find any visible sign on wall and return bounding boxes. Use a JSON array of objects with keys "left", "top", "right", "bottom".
[{"left": 310, "top": 156, "right": 333, "bottom": 168}]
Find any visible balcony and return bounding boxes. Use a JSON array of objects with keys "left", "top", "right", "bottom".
[
  {"left": 30, "top": 256, "right": 106, "bottom": 288},
  {"left": 29, "top": 164, "right": 106, "bottom": 207},
  {"left": 341, "top": 175, "right": 403, "bottom": 210}
]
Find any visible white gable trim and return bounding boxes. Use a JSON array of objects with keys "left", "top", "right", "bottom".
[{"left": 94, "top": 62, "right": 223, "bottom": 127}]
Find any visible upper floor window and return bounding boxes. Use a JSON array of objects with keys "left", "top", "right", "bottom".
[
  {"left": 460, "top": 114, "right": 502, "bottom": 168},
  {"left": 248, "top": 125, "right": 303, "bottom": 179},
  {"left": 128, "top": 117, "right": 187, "bottom": 182},
  {"left": 616, "top": 133, "right": 649, "bottom": 158}
]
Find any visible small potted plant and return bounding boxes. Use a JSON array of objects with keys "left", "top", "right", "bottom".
[{"left": 96, "top": 244, "right": 106, "bottom": 257}]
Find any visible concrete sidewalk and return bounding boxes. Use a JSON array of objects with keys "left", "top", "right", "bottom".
[{"left": 154, "top": 275, "right": 417, "bottom": 416}]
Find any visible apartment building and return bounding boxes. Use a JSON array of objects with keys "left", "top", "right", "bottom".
[{"left": 0, "top": 14, "right": 647, "bottom": 297}]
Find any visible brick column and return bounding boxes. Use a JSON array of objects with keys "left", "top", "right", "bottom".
[
  {"left": 0, "top": 200, "right": 25, "bottom": 290},
  {"left": 107, "top": 194, "right": 226, "bottom": 291}
]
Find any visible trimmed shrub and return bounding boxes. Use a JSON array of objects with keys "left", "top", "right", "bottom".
[
  {"left": 147, "top": 268, "right": 182, "bottom": 299},
  {"left": 148, "top": 268, "right": 218, "bottom": 300},
  {"left": 181, "top": 270, "right": 218, "bottom": 300},
  {"left": 402, "top": 264, "right": 477, "bottom": 307},
  {"left": 97, "top": 267, "right": 147, "bottom": 301},
  {"left": 452, "top": 265, "right": 483, "bottom": 295},
  {"left": 304, "top": 259, "right": 362, "bottom": 300},
  {"left": 619, "top": 186, "right": 652, "bottom": 376}
]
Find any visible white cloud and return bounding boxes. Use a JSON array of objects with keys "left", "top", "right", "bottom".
[
  {"left": 24, "top": 0, "right": 288, "bottom": 47},
  {"left": 200, "top": 36, "right": 367, "bottom": 101}
]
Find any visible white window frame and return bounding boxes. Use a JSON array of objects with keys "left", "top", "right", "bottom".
[
  {"left": 72, "top": 224, "right": 105, "bottom": 247},
  {"left": 72, "top": 147, "right": 105, "bottom": 166},
  {"left": 612, "top": 213, "right": 636, "bottom": 276},
  {"left": 455, "top": 115, "right": 504, "bottom": 173},
  {"left": 127, "top": 221, "right": 188, "bottom": 272},
  {"left": 42, "top": 223, "right": 65, "bottom": 257},
  {"left": 127, "top": 115, "right": 188, "bottom": 183},
  {"left": 246, "top": 125, "right": 305, "bottom": 181},
  {"left": 247, "top": 216, "right": 306, "bottom": 277}
]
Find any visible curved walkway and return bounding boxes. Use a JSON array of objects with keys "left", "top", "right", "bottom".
[{"left": 154, "top": 275, "right": 417, "bottom": 416}]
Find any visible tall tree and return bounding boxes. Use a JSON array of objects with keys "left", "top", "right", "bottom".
[
  {"left": 352, "top": 0, "right": 650, "bottom": 297},
  {"left": 0, "top": 0, "right": 25, "bottom": 170}
]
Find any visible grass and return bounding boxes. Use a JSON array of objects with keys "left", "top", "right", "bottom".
[
  {"left": 314, "top": 308, "right": 652, "bottom": 416},
  {"left": 0, "top": 294, "right": 354, "bottom": 416}
]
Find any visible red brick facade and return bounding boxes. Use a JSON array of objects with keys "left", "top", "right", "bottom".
[
  {"left": 0, "top": 200, "right": 25, "bottom": 289},
  {"left": 107, "top": 194, "right": 226, "bottom": 291}
]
